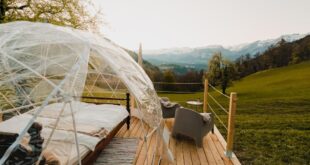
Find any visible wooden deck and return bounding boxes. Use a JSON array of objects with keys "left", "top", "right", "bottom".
[{"left": 115, "top": 117, "right": 241, "bottom": 165}]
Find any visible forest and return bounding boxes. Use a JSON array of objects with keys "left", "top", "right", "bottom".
[
  {"left": 235, "top": 35, "right": 310, "bottom": 78},
  {"left": 143, "top": 35, "right": 310, "bottom": 92}
]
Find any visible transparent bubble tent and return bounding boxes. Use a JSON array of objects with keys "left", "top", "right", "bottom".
[{"left": 0, "top": 21, "right": 166, "bottom": 164}]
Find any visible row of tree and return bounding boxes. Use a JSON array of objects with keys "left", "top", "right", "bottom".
[
  {"left": 235, "top": 36, "right": 310, "bottom": 78},
  {"left": 155, "top": 69, "right": 204, "bottom": 92},
  {"left": 151, "top": 36, "right": 310, "bottom": 94}
]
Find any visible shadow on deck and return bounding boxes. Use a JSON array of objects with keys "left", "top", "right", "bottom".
[{"left": 115, "top": 117, "right": 241, "bottom": 165}]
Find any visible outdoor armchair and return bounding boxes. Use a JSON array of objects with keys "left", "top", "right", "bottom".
[
  {"left": 172, "top": 108, "right": 214, "bottom": 147},
  {"left": 160, "top": 97, "right": 181, "bottom": 118}
]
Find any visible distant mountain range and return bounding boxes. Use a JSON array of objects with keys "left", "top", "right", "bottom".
[{"left": 143, "top": 33, "right": 309, "bottom": 71}]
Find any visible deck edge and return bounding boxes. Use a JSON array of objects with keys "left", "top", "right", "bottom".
[{"left": 213, "top": 126, "right": 242, "bottom": 165}]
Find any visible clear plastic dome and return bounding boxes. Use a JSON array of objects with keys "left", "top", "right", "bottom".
[{"left": 0, "top": 21, "right": 162, "bottom": 164}]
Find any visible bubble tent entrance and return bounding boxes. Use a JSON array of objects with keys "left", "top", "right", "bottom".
[{"left": 0, "top": 21, "right": 168, "bottom": 164}]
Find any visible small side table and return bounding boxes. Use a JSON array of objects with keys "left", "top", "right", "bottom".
[{"left": 186, "top": 100, "right": 203, "bottom": 112}]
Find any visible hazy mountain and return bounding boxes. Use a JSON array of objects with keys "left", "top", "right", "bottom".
[
  {"left": 124, "top": 49, "right": 162, "bottom": 81},
  {"left": 143, "top": 33, "right": 309, "bottom": 70}
]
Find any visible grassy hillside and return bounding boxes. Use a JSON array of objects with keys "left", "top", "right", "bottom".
[{"left": 159, "top": 61, "right": 310, "bottom": 164}]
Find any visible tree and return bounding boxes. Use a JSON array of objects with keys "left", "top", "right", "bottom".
[
  {"left": 207, "top": 52, "right": 222, "bottom": 86},
  {"left": 162, "top": 70, "right": 177, "bottom": 91},
  {"left": 220, "top": 60, "right": 235, "bottom": 94},
  {"left": 177, "top": 70, "right": 203, "bottom": 92},
  {"left": 207, "top": 52, "right": 235, "bottom": 94},
  {"left": 290, "top": 44, "right": 301, "bottom": 64},
  {"left": 0, "top": 0, "right": 101, "bottom": 31}
]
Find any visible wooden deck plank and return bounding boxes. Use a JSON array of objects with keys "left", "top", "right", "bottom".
[
  {"left": 116, "top": 118, "right": 135, "bottom": 137},
  {"left": 133, "top": 123, "right": 149, "bottom": 164},
  {"left": 123, "top": 118, "right": 138, "bottom": 137},
  {"left": 196, "top": 147, "right": 209, "bottom": 165},
  {"left": 211, "top": 134, "right": 232, "bottom": 165},
  {"left": 135, "top": 140, "right": 148, "bottom": 164},
  {"left": 183, "top": 141, "right": 193, "bottom": 165},
  {"left": 206, "top": 135, "right": 225, "bottom": 165},
  {"left": 114, "top": 117, "right": 240, "bottom": 165},
  {"left": 175, "top": 140, "right": 185, "bottom": 165},
  {"left": 136, "top": 126, "right": 157, "bottom": 165},
  {"left": 213, "top": 126, "right": 241, "bottom": 165},
  {"left": 169, "top": 134, "right": 177, "bottom": 165},
  {"left": 132, "top": 132, "right": 142, "bottom": 164},
  {"left": 129, "top": 118, "right": 141, "bottom": 137},
  {"left": 189, "top": 142, "right": 201, "bottom": 165},
  {"left": 144, "top": 129, "right": 158, "bottom": 165},
  {"left": 165, "top": 118, "right": 174, "bottom": 132},
  {"left": 202, "top": 134, "right": 217, "bottom": 165},
  {"left": 134, "top": 125, "right": 150, "bottom": 164},
  {"left": 115, "top": 120, "right": 128, "bottom": 137}
]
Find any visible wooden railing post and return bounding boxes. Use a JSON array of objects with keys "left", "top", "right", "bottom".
[
  {"left": 225, "top": 92, "right": 237, "bottom": 158},
  {"left": 203, "top": 79, "right": 209, "bottom": 113}
]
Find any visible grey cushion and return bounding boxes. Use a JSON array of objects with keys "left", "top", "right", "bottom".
[
  {"left": 200, "top": 113, "right": 212, "bottom": 123},
  {"left": 160, "top": 97, "right": 170, "bottom": 102},
  {"left": 162, "top": 101, "right": 179, "bottom": 109},
  {"left": 160, "top": 98, "right": 180, "bottom": 118}
]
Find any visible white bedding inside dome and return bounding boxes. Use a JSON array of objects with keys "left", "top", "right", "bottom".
[{"left": 0, "top": 102, "right": 129, "bottom": 164}]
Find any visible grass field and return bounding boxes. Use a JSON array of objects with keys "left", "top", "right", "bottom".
[{"left": 158, "top": 61, "right": 310, "bottom": 164}]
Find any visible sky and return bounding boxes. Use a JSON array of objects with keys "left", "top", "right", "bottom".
[{"left": 96, "top": 0, "right": 310, "bottom": 50}]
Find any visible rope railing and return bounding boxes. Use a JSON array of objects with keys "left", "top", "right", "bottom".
[
  {"left": 208, "top": 83, "right": 230, "bottom": 99},
  {"left": 153, "top": 82, "right": 203, "bottom": 85},
  {"left": 208, "top": 93, "right": 229, "bottom": 114},
  {"left": 156, "top": 91, "right": 200, "bottom": 94},
  {"left": 205, "top": 80, "right": 237, "bottom": 158},
  {"left": 207, "top": 103, "right": 228, "bottom": 130}
]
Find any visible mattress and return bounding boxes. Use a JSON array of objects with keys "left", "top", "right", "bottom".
[{"left": 0, "top": 101, "right": 129, "bottom": 164}]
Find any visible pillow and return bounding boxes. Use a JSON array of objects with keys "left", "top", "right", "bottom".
[{"left": 200, "top": 113, "right": 212, "bottom": 123}]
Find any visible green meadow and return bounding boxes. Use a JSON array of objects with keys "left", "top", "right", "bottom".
[{"left": 159, "top": 61, "right": 310, "bottom": 164}]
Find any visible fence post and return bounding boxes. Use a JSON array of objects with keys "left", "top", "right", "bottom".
[
  {"left": 225, "top": 92, "right": 237, "bottom": 158},
  {"left": 0, "top": 112, "right": 2, "bottom": 122},
  {"left": 126, "top": 93, "right": 131, "bottom": 129},
  {"left": 203, "top": 79, "right": 209, "bottom": 113}
]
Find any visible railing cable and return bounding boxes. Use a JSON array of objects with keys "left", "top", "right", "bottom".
[
  {"left": 156, "top": 91, "right": 202, "bottom": 94},
  {"left": 207, "top": 103, "right": 228, "bottom": 131},
  {"left": 208, "top": 93, "right": 229, "bottom": 114},
  {"left": 208, "top": 84, "right": 230, "bottom": 99},
  {"left": 153, "top": 82, "right": 203, "bottom": 85}
]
